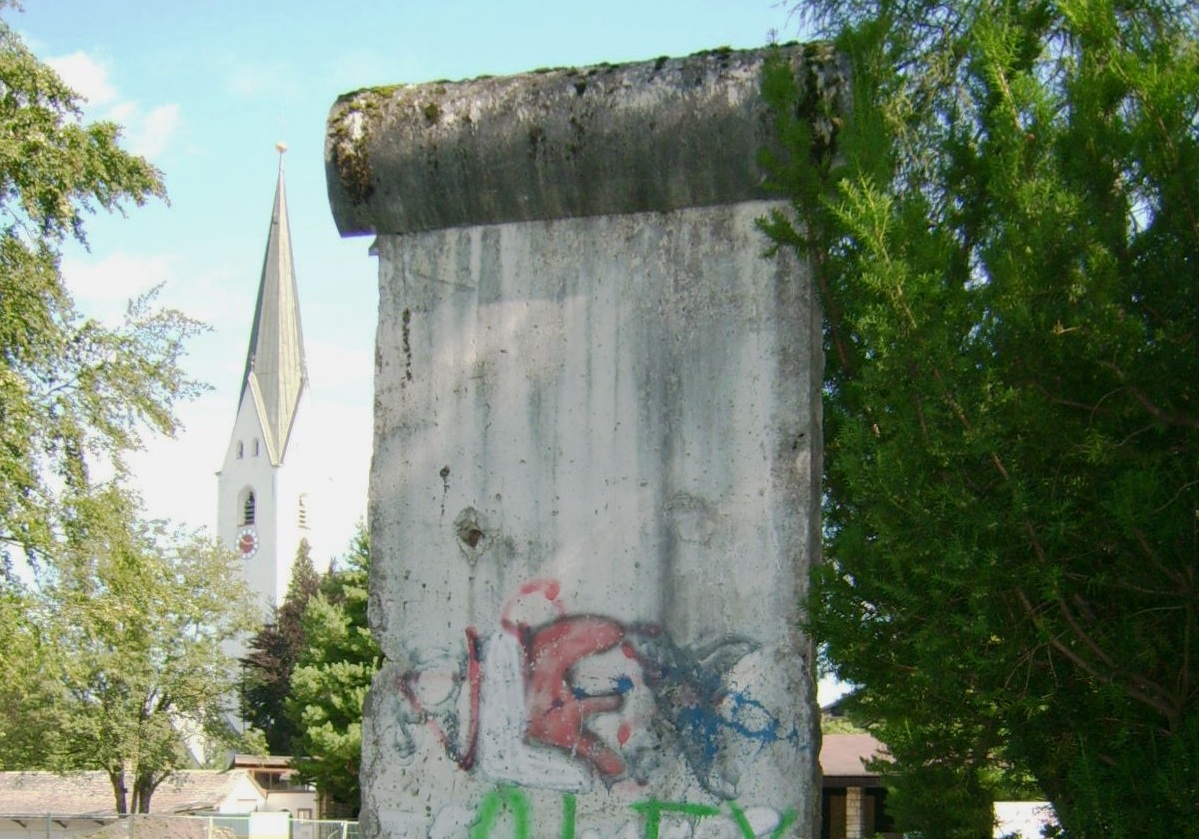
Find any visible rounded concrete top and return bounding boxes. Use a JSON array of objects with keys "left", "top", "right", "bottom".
[{"left": 325, "top": 44, "right": 841, "bottom": 235}]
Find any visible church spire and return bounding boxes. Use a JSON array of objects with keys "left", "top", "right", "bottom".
[{"left": 240, "top": 143, "right": 307, "bottom": 465}]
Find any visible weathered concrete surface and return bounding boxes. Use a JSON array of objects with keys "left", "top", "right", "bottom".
[
  {"left": 327, "top": 44, "right": 842, "bottom": 233},
  {"left": 326, "top": 44, "right": 841, "bottom": 839}
]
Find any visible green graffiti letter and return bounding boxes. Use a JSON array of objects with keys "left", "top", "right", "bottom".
[
  {"left": 560, "top": 793, "right": 576, "bottom": 839},
  {"left": 725, "top": 801, "right": 797, "bottom": 839},
  {"left": 630, "top": 800, "right": 721, "bottom": 839},
  {"left": 470, "top": 786, "right": 531, "bottom": 839}
]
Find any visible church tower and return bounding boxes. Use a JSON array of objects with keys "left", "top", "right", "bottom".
[{"left": 217, "top": 144, "right": 312, "bottom": 616}]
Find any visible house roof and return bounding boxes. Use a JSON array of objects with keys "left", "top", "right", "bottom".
[
  {"left": 239, "top": 146, "right": 307, "bottom": 466},
  {"left": 229, "top": 754, "right": 293, "bottom": 770},
  {"left": 820, "top": 733, "right": 888, "bottom": 781},
  {"left": 227, "top": 754, "right": 304, "bottom": 784},
  {"left": 0, "top": 770, "right": 262, "bottom": 818}
]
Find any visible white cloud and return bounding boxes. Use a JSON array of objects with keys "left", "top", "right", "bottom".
[
  {"left": 47, "top": 50, "right": 117, "bottom": 106},
  {"left": 105, "top": 101, "right": 137, "bottom": 123},
  {"left": 62, "top": 251, "right": 174, "bottom": 322},
  {"left": 127, "top": 394, "right": 229, "bottom": 532},
  {"left": 306, "top": 336, "right": 373, "bottom": 390},
  {"left": 47, "top": 49, "right": 180, "bottom": 162},
  {"left": 129, "top": 104, "right": 181, "bottom": 159}
]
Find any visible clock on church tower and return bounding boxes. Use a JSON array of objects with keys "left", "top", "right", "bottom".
[{"left": 236, "top": 526, "right": 259, "bottom": 559}]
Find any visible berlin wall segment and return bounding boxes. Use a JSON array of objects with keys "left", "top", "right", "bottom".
[{"left": 325, "top": 44, "right": 844, "bottom": 839}]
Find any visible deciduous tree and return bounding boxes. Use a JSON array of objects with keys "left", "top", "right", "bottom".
[
  {"left": 0, "top": 586, "right": 57, "bottom": 768},
  {"left": 0, "top": 7, "right": 253, "bottom": 815},
  {"left": 0, "top": 3, "right": 202, "bottom": 572},
  {"left": 762, "top": 1, "right": 1199, "bottom": 835},
  {"left": 0, "top": 486, "right": 258, "bottom": 813}
]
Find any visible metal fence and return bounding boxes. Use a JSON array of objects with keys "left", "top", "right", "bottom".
[
  {"left": 0, "top": 814, "right": 359, "bottom": 839},
  {"left": 289, "top": 819, "right": 359, "bottom": 839},
  {"left": 206, "top": 815, "right": 250, "bottom": 837}
]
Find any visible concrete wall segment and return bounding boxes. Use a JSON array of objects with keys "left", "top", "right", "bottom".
[
  {"left": 329, "top": 40, "right": 840, "bottom": 839},
  {"left": 364, "top": 202, "right": 821, "bottom": 836},
  {"left": 326, "top": 43, "right": 844, "bottom": 235}
]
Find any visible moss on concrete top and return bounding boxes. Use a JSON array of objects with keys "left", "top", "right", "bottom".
[{"left": 325, "top": 43, "right": 844, "bottom": 236}]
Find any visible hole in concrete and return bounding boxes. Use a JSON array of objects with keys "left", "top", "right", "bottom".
[{"left": 454, "top": 507, "right": 486, "bottom": 550}]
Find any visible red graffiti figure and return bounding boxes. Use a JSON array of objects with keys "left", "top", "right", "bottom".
[{"left": 523, "top": 615, "right": 627, "bottom": 777}]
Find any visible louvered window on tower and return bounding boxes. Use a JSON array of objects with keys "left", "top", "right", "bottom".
[
  {"left": 242, "top": 491, "right": 256, "bottom": 526},
  {"left": 298, "top": 494, "right": 309, "bottom": 529}
]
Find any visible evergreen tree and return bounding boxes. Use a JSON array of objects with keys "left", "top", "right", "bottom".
[
  {"left": 288, "top": 526, "right": 380, "bottom": 816},
  {"left": 242, "top": 539, "right": 322, "bottom": 755},
  {"left": 762, "top": 1, "right": 1199, "bottom": 835}
]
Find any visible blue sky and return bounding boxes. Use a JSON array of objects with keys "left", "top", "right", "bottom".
[{"left": 16, "top": 1, "right": 805, "bottom": 562}]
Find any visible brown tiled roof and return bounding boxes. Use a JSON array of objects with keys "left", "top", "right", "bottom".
[
  {"left": 0, "top": 770, "right": 258, "bottom": 817},
  {"left": 228, "top": 754, "right": 292, "bottom": 770},
  {"left": 820, "top": 733, "right": 889, "bottom": 780}
]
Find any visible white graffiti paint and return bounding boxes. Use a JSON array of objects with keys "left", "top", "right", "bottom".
[{"left": 477, "top": 630, "right": 593, "bottom": 791}]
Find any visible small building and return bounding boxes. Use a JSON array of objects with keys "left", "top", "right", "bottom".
[
  {"left": 820, "top": 733, "right": 899, "bottom": 839},
  {"left": 227, "top": 755, "right": 315, "bottom": 818},
  {"left": 819, "top": 734, "right": 1059, "bottom": 839}
]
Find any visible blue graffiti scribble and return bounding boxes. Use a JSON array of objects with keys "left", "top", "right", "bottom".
[
  {"left": 611, "top": 674, "right": 636, "bottom": 695},
  {"left": 625, "top": 630, "right": 800, "bottom": 798},
  {"left": 678, "top": 683, "right": 800, "bottom": 764},
  {"left": 571, "top": 673, "right": 635, "bottom": 701}
]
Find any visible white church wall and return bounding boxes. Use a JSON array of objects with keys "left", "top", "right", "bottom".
[
  {"left": 275, "top": 385, "right": 342, "bottom": 575},
  {"left": 218, "top": 398, "right": 281, "bottom": 619}
]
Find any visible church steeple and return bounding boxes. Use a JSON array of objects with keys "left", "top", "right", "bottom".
[
  {"left": 218, "top": 144, "right": 316, "bottom": 616},
  {"left": 240, "top": 143, "right": 307, "bottom": 465}
]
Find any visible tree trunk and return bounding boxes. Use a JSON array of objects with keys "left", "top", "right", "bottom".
[
  {"left": 107, "top": 767, "right": 129, "bottom": 815},
  {"left": 132, "top": 770, "right": 161, "bottom": 813}
]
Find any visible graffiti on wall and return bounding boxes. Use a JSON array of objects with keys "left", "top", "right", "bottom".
[
  {"left": 465, "top": 786, "right": 797, "bottom": 839},
  {"left": 393, "top": 577, "right": 800, "bottom": 798}
]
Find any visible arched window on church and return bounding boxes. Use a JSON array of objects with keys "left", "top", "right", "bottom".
[
  {"left": 242, "top": 490, "right": 256, "bottom": 526},
  {"left": 253, "top": 438, "right": 261, "bottom": 457},
  {"left": 237, "top": 441, "right": 244, "bottom": 459},
  {"left": 298, "top": 493, "right": 310, "bottom": 530}
]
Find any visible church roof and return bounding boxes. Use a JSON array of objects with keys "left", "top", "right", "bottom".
[{"left": 240, "top": 147, "right": 307, "bottom": 465}]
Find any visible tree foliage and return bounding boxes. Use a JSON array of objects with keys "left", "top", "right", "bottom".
[
  {"left": 288, "top": 526, "right": 380, "bottom": 816},
  {"left": 762, "top": 0, "right": 1199, "bottom": 835},
  {"left": 0, "top": 584, "right": 58, "bottom": 768},
  {"left": 241, "top": 538, "right": 322, "bottom": 755},
  {"left": 0, "top": 6, "right": 203, "bottom": 571},
  {"left": 0, "top": 486, "right": 258, "bottom": 813},
  {"left": 0, "top": 12, "right": 251, "bottom": 813}
]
